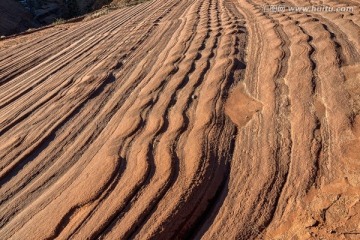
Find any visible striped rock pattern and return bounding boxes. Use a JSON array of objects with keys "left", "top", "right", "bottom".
[{"left": 0, "top": 0, "right": 359, "bottom": 239}]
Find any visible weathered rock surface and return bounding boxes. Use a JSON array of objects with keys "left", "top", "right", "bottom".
[{"left": 0, "top": 0, "right": 359, "bottom": 239}]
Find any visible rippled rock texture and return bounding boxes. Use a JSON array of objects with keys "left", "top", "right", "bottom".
[{"left": 0, "top": 0, "right": 359, "bottom": 239}]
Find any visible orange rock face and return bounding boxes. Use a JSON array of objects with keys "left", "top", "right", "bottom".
[{"left": 0, "top": 0, "right": 359, "bottom": 239}]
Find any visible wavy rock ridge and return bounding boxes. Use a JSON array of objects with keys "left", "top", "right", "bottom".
[{"left": 0, "top": 0, "right": 359, "bottom": 239}]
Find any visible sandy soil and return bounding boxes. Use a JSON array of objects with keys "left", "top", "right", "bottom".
[{"left": 0, "top": 0, "right": 359, "bottom": 239}]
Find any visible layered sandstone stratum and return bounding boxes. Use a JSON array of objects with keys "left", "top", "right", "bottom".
[{"left": 0, "top": 0, "right": 359, "bottom": 239}]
